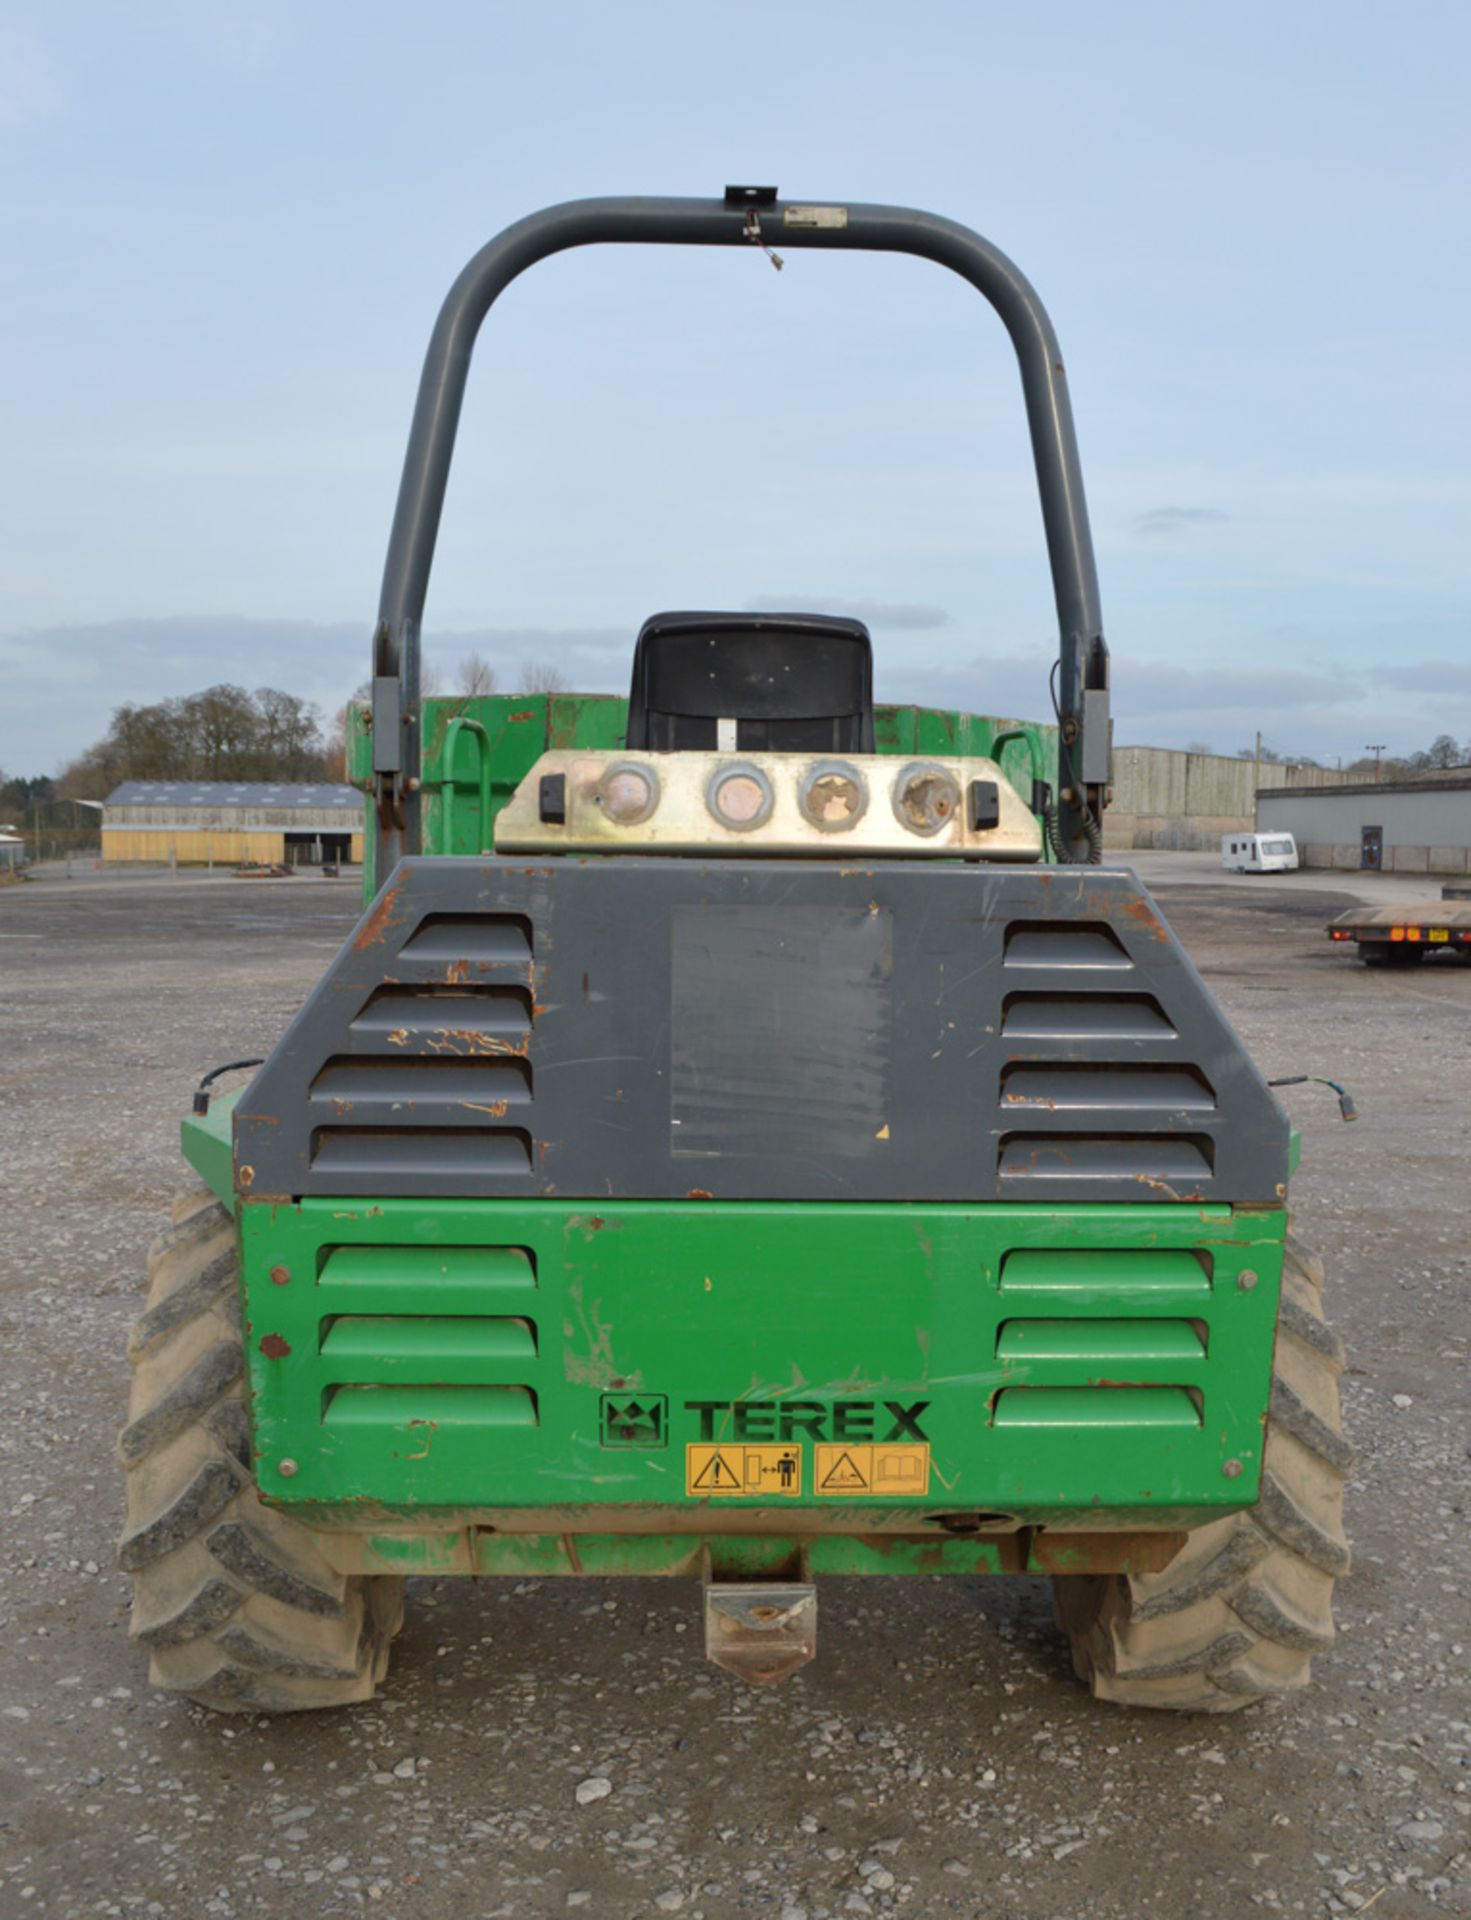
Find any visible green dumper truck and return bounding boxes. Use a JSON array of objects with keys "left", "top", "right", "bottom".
[{"left": 118, "top": 192, "right": 1348, "bottom": 1711}]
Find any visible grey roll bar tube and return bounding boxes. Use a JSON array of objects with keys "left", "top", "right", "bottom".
[{"left": 370, "top": 192, "right": 1110, "bottom": 871}]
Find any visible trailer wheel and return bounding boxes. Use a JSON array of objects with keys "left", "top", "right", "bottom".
[
  {"left": 1052, "top": 1226, "right": 1350, "bottom": 1711},
  {"left": 117, "top": 1191, "right": 405, "bottom": 1712},
  {"left": 1362, "top": 944, "right": 1421, "bottom": 966}
]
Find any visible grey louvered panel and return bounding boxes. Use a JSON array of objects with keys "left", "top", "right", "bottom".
[{"left": 236, "top": 858, "right": 1287, "bottom": 1202}]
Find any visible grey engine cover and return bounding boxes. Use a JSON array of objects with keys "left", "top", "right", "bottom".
[{"left": 234, "top": 857, "right": 1288, "bottom": 1205}]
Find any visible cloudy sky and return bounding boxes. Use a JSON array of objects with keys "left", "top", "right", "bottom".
[{"left": 3, "top": 1, "right": 1468, "bottom": 775}]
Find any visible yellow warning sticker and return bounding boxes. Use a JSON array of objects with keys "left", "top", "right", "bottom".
[
  {"left": 686, "top": 1444, "right": 802, "bottom": 1498},
  {"left": 813, "top": 1443, "right": 930, "bottom": 1496}
]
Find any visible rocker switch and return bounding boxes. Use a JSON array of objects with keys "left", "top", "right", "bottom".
[
  {"left": 968, "top": 779, "right": 1000, "bottom": 832},
  {"left": 539, "top": 773, "right": 568, "bottom": 824}
]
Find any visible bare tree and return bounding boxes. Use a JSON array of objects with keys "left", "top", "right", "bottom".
[
  {"left": 324, "top": 683, "right": 372, "bottom": 785},
  {"left": 457, "top": 651, "right": 497, "bottom": 696},
  {"left": 253, "top": 687, "right": 327, "bottom": 778},
  {"left": 57, "top": 685, "right": 329, "bottom": 792},
  {"left": 1401, "top": 736, "right": 1461, "bottom": 774},
  {"left": 517, "top": 661, "right": 570, "bottom": 695},
  {"left": 1184, "top": 740, "right": 1213, "bottom": 756},
  {"left": 1347, "top": 754, "right": 1407, "bottom": 778}
]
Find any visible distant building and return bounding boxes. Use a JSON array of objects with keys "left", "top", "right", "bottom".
[
  {"left": 1104, "top": 748, "right": 1375, "bottom": 851},
  {"left": 101, "top": 781, "right": 364, "bottom": 867},
  {"left": 1257, "top": 777, "right": 1471, "bottom": 874}
]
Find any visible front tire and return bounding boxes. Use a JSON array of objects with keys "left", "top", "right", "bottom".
[
  {"left": 117, "top": 1191, "right": 405, "bottom": 1712},
  {"left": 1053, "top": 1226, "right": 1350, "bottom": 1711}
]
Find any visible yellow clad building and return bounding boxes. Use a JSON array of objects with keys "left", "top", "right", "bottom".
[{"left": 102, "top": 781, "right": 364, "bottom": 867}]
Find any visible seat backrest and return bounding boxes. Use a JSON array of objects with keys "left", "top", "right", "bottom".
[{"left": 625, "top": 611, "right": 876, "bottom": 753}]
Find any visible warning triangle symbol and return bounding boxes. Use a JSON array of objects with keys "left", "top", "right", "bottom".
[
  {"left": 820, "top": 1450, "right": 869, "bottom": 1491},
  {"left": 693, "top": 1449, "right": 742, "bottom": 1490}
]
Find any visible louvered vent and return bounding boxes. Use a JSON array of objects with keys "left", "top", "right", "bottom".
[
  {"left": 316, "top": 1244, "right": 540, "bottom": 1436},
  {"left": 1002, "top": 921, "right": 1134, "bottom": 970},
  {"left": 991, "top": 1246, "right": 1211, "bottom": 1431},
  {"left": 400, "top": 912, "right": 532, "bottom": 965},
  {"left": 307, "top": 913, "right": 536, "bottom": 1181},
  {"left": 998, "top": 918, "right": 1219, "bottom": 1198},
  {"left": 1001, "top": 991, "right": 1176, "bottom": 1040}
]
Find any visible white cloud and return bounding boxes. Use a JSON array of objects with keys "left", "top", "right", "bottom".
[
  {"left": 1132, "top": 507, "right": 1230, "bottom": 537},
  {"left": 0, "top": 617, "right": 634, "bottom": 772}
]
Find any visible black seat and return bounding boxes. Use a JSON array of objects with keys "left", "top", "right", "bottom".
[{"left": 625, "top": 611, "right": 876, "bottom": 753}]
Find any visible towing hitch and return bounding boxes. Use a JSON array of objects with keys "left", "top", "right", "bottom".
[{"left": 703, "top": 1552, "right": 817, "bottom": 1686}]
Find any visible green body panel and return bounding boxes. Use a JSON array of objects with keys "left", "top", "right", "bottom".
[
  {"left": 345, "top": 693, "right": 1056, "bottom": 900},
  {"left": 343, "top": 1529, "right": 1172, "bottom": 1580},
  {"left": 233, "top": 1197, "right": 1284, "bottom": 1535},
  {"left": 181, "top": 1093, "right": 235, "bottom": 1198}
]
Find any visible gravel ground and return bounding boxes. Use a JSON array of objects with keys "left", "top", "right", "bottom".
[{"left": 1, "top": 861, "right": 1467, "bottom": 1920}]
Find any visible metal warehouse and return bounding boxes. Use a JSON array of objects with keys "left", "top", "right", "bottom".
[
  {"left": 101, "top": 781, "right": 364, "bottom": 867},
  {"left": 1257, "top": 776, "right": 1471, "bottom": 874}
]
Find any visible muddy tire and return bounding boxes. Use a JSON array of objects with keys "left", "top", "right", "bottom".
[
  {"left": 118, "top": 1190, "right": 405, "bottom": 1712},
  {"left": 1053, "top": 1226, "right": 1350, "bottom": 1712}
]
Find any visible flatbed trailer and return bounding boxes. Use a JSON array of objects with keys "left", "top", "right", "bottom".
[{"left": 1328, "top": 890, "right": 1471, "bottom": 963}]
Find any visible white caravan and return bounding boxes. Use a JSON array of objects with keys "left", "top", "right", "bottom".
[{"left": 1222, "top": 832, "right": 1299, "bottom": 873}]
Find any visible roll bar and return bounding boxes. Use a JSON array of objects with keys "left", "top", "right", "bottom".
[{"left": 370, "top": 190, "right": 1110, "bottom": 869}]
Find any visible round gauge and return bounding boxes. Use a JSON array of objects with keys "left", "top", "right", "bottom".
[
  {"left": 706, "top": 762, "right": 775, "bottom": 831},
  {"left": 798, "top": 761, "right": 869, "bottom": 833},
  {"left": 892, "top": 762, "right": 961, "bottom": 837},
  {"left": 595, "top": 761, "right": 660, "bottom": 825}
]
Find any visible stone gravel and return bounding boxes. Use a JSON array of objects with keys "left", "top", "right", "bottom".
[{"left": 0, "top": 863, "right": 1467, "bottom": 1919}]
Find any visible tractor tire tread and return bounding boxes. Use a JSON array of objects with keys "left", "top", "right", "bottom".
[
  {"left": 119, "top": 1188, "right": 404, "bottom": 1712},
  {"left": 116, "top": 1339, "right": 244, "bottom": 1467},
  {"left": 132, "top": 1568, "right": 245, "bottom": 1648},
  {"left": 1255, "top": 1461, "right": 1351, "bottom": 1575},
  {"left": 127, "top": 1253, "right": 237, "bottom": 1364},
  {"left": 118, "top": 1448, "right": 244, "bottom": 1571},
  {"left": 1267, "top": 1376, "right": 1355, "bottom": 1478},
  {"left": 1053, "top": 1219, "right": 1348, "bottom": 1712},
  {"left": 205, "top": 1521, "right": 346, "bottom": 1618},
  {"left": 1127, "top": 1522, "right": 1272, "bottom": 1622},
  {"left": 171, "top": 1190, "right": 224, "bottom": 1228},
  {"left": 1276, "top": 1289, "right": 1345, "bottom": 1370},
  {"left": 1283, "top": 1230, "right": 1325, "bottom": 1290}
]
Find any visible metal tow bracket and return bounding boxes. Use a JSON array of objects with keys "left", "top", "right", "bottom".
[{"left": 703, "top": 1553, "right": 817, "bottom": 1686}]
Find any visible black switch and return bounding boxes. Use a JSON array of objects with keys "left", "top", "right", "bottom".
[
  {"left": 968, "top": 778, "right": 1000, "bottom": 832},
  {"left": 539, "top": 773, "right": 567, "bottom": 824}
]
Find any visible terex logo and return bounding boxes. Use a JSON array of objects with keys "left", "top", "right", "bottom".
[{"left": 684, "top": 1400, "right": 930, "bottom": 1443}]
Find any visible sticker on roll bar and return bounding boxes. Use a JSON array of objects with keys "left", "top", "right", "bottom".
[{"left": 783, "top": 205, "right": 849, "bottom": 228}]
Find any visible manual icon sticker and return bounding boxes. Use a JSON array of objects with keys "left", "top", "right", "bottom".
[{"left": 814, "top": 1443, "right": 930, "bottom": 1496}]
